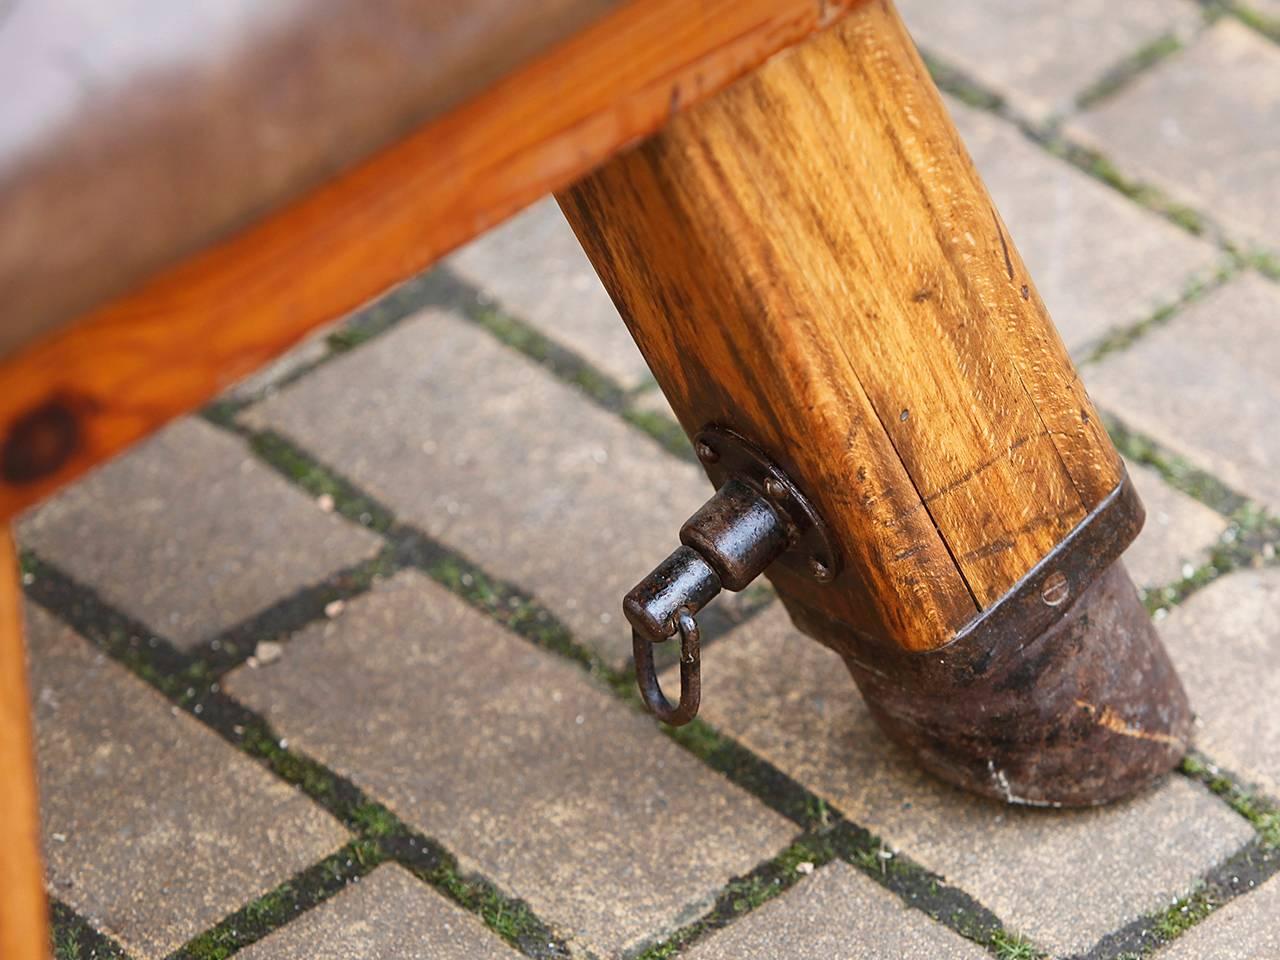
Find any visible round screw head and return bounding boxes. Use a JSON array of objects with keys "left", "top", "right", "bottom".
[
  {"left": 695, "top": 440, "right": 719, "bottom": 464},
  {"left": 764, "top": 477, "right": 788, "bottom": 500},
  {"left": 1041, "top": 571, "right": 1070, "bottom": 607},
  {"left": 809, "top": 556, "right": 833, "bottom": 582}
]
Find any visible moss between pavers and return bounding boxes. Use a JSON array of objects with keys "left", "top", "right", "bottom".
[
  {"left": 171, "top": 842, "right": 382, "bottom": 960},
  {"left": 1080, "top": 758, "right": 1280, "bottom": 959},
  {"left": 1082, "top": 260, "right": 1238, "bottom": 366},
  {"left": 1074, "top": 34, "right": 1186, "bottom": 112},
  {"left": 1046, "top": 140, "right": 1209, "bottom": 237},
  {"left": 51, "top": 900, "right": 130, "bottom": 960},
  {"left": 1230, "top": 1, "right": 1280, "bottom": 43},
  {"left": 1181, "top": 754, "right": 1280, "bottom": 849}
]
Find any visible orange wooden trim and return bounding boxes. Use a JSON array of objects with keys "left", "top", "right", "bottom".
[
  {"left": 0, "top": 529, "right": 49, "bottom": 960},
  {"left": 0, "top": 0, "right": 866, "bottom": 522}
]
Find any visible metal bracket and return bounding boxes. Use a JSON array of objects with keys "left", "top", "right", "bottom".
[
  {"left": 693, "top": 425, "right": 840, "bottom": 584},
  {"left": 625, "top": 424, "right": 838, "bottom": 725}
]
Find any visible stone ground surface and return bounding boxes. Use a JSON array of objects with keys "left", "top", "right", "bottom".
[{"left": 18, "top": 3, "right": 1280, "bottom": 959}]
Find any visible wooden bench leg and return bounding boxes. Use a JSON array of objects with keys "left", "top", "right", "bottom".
[
  {"left": 559, "top": 0, "right": 1190, "bottom": 806},
  {"left": 1, "top": 528, "right": 49, "bottom": 959}
]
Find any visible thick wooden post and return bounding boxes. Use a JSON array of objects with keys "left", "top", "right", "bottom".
[
  {"left": 560, "top": 0, "right": 1190, "bottom": 805},
  {"left": 0, "top": 529, "right": 49, "bottom": 959}
]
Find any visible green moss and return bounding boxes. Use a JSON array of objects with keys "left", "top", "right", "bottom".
[
  {"left": 1051, "top": 142, "right": 1208, "bottom": 236},
  {"left": 622, "top": 408, "right": 697, "bottom": 462},
  {"left": 989, "top": 929, "right": 1043, "bottom": 960},
  {"left": 350, "top": 802, "right": 401, "bottom": 839},
  {"left": 1153, "top": 891, "right": 1216, "bottom": 940},
  {"left": 1182, "top": 755, "right": 1280, "bottom": 847},
  {"left": 408, "top": 857, "right": 560, "bottom": 954},
  {"left": 1083, "top": 261, "right": 1234, "bottom": 365},
  {"left": 175, "top": 844, "right": 382, "bottom": 960},
  {"left": 246, "top": 431, "right": 394, "bottom": 533},
  {"left": 1075, "top": 34, "right": 1183, "bottom": 110},
  {"left": 921, "top": 52, "right": 1005, "bottom": 111},
  {"left": 1232, "top": 2, "right": 1280, "bottom": 41}
]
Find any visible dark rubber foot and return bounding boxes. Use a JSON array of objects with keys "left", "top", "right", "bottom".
[{"left": 839, "top": 561, "right": 1191, "bottom": 807}]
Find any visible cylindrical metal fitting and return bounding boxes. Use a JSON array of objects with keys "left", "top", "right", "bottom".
[
  {"left": 680, "top": 478, "right": 789, "bottom": 591},
  {"left": 623, "top": 545, "right": 721, "bottom": 639}
]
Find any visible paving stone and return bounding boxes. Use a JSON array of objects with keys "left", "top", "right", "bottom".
[
  {"left": 1159, "top": 872, "right": 1280, "bottom": 960},
  {"left": 243, "top": 308, "right": 720, "bottom": 667},
  {"left": 448, "top": 197, "right": 650, "bottom": 388},
  {"left": 946, "top": 98, "right": 1218, "bottom": 356},
  {"left": 220, "top": 326, "right": 332, "bottom": 404},
  {"left": 236, "top": 865, "right": 518, "bottom": 960},
  {"left": 684, "top": 860, "right": 989, "bottom": 960},
  {"left": 18, "top": 417, "right": 382, "bottom": 652},
  {"left": 666, "top": 605, "right": 1254, "bottom": 956},
  {"left": 26, "top": 604, "right": 347, "bottom": 959},
  {"left": 1089, "top": 274, "right": 1280, "bottom": 514},
  {"left": 1069, "top": 20, "right": 1280, "bottom": 250},
  {"left": 225, "top": 570, "right": 795, "bottom": 958},
  {"left": 1123, "top": 460, "right": 1227, "bottom": 589},
  {"left": 1158, "top": 568, "right": 1280, "bottom": 796},
  {"left": 898, "top": 0, "right": 1203, "bottom": 123}
]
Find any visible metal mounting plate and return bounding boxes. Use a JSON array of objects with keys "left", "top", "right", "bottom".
[{"left": 693, "top": 425, "right": 840, "bottom": 583}]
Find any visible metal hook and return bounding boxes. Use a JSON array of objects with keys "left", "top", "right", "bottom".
[{"left": 632, "top": 607, "right": 700, "bottom": 726}]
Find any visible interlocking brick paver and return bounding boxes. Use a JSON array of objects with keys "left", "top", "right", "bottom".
[
  {"left": 1123, "top": 460, "right": 1227, "bottom": 589},
  {"left": 898, "top": 0, "right": 1202, "bottom": 122},
  {"left": 1069, "top": 20, "right": 1280, "bottom": 250},
  {"left": 1159, "top": 569, "right": 1280, "bottom": 796},
  {"left": 448, "top": 197, "right": 649, "bottom": 388},
  {"left": 947, "top": 98, "right": 1218, "bottom": 355},
  {"left": 684, "top": 860, "right": 989, "bottom": 960},
  {"left": 1089, "top": 275, "right": 1280, "bottom": 514},
  {"left": 18, "top": 417, "right": 382, "bottom": 652},
  {"left": 27, "top": 604, "right": 347, "bottom": 959},
  {"left": 243, "top": 308, "right": 718, "bottom": 667},
  {"left": 225, "top": 570, "right": 794, "bottom": 958},
  {"left": 236, "top": 865, "right": 519, "bottom": 960},
  {"left": 666, "top": 606, "right": 1253, "bottom": 956},
  {"left": 1160, "top": 874, "right": 1280, "bottom": 960}
]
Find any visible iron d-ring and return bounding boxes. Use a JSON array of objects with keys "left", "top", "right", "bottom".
[{"left": 633, "top": 607, "right": 701, "bottom": 726}]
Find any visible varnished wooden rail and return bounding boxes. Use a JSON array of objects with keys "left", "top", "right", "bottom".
[{"left": 0, "top": 0, "right": 866, "bottom": 525}]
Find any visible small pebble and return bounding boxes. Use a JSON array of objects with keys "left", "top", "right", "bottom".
[{"left": 254, "top": 640, "right": 284, "bottom": 665}]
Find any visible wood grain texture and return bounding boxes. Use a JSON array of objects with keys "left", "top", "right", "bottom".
[
  {"left": 0, "top": 0, "right": 866, "bottom": 523},
  {"left": 0, "top": 529, "right": 49, "bottom": 960},
  {"left": 560, "top": 0, "right": 1122, "bottom": 651}
]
